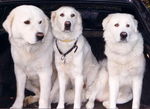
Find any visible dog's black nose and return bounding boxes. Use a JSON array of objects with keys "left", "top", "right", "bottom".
[
  {"left": 36, "top": 32, "right": 44, "bottom": 41},
  {"left": 65, "top": 21, "right": 71, "bottom": 30},
  {"left": 120, "top": 32, "right": 127, "bottom": 41}
]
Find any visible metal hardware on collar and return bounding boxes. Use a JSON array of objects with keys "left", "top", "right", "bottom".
[
  {"left": 61, "top": 56, "right": 66, "bottom": 64},
  {"left": 55, "top": 39, "right": 78, "bottom": 64}
]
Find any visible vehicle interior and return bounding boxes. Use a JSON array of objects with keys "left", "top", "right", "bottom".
[{"left": 0, "top": 0, "right": 150, "bottom": 108}]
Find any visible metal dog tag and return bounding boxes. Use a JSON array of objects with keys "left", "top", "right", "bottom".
[{"left": 61, "top": 56, "right": 66, "bottom": 64}]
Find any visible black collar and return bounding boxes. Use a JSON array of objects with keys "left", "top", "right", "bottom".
[{"left": 55, "top": 39, "right": 78, "bottom": 59}]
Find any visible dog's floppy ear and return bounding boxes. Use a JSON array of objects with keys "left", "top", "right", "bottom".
[
  {"left": 131, "top": 15, "right": 138, "bottom": 32},
  {"left": 72, "top": 9, "right": 83, "bottom": 37},
  {"left": 51, "top": 11, "right": 56, "bottom": 23},
  {"left": 44, "top": 15, "right": 50, "bottom": 35},
  {"left": 76, "top": 11, "right": 82, "bottom": 25},
  {"left": 102, "top": 14, "right": 113, "bottom": 30},
  {"left": 3, "top": 10, "right": 15, "bottom": 37}
]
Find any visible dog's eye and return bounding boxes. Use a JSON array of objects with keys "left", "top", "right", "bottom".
[
  {"left": 126, "top": 24, "right": 130, "bottom": 27},
  {"left": 39, "top": 20, "right": 42, "bottom": 24},
  {"left": 114, "top": 23, "right": 119, "bottom": 27},
  {"left": 24, "top": 20, "right": 30, "bottom": 24},
  {"left": 71, "top": 14, "right": 75, "bottom": 17},
  {"left": 60, "top": 13, "right": 64, "bottom": 17}
]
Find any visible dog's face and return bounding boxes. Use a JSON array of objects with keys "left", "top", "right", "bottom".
[
  {"left": 51, "top": 6, "right": 82, "bottom": 40},
  {"left": 102, "top": 13, "right": 138, "bottom": 43},
  {"left": 3, "top": 5, "right": 49, "bottom": 44}
]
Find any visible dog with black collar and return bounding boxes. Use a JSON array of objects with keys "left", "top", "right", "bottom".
[{"left": 50, "top": 6, "right": 100, "bottom": 109}]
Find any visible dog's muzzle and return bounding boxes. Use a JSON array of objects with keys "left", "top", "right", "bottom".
[
  {"left": 64, "top": 21, "right": 71, "bottom": 31},
  {"left": 36, "top": 32, "right": 44, "bottom": 41},
  {"left": 120, "top": 32, "right": 127, "bottom": 41}
]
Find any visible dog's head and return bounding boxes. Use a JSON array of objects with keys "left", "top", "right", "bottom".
[
  {"left": 102, "top": 13, "right": 138, "bottom": 43},
  {"left": 3, "top": 5, "right": 50, "bottom": 44},
  {"left": 51, "top": 6, "right": 82, "bottom": 40}
]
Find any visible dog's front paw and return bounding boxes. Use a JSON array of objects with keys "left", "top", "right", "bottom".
[
  {"left": 102, "top": 101, "right": 109, "bottom": 109},
  {"left": 103, "top": 101, "right": 118, "bottom": 109},
  {"left": 10, "top": 102, "right": 23, "bottom": 109},
  {"left": 86, "top": 101, "right": 94, "bottom": 109},
  {"left": 10, "top": 107, "right": 16, "bottom": 109},
  {"left": 39, "top": 105, "right": 51, "bottom": 109},
  {"left": 10, "top": 107, "right": 17, "bottom": 109},
  {"left": 57, "top": 104, "right": 64, "bottom": 109},
  {"left": 73, "top": 105, "right": 81, "bottom": 109},
  {"left": 10, "top": 105, "right": 22, "bottom": 109},
  {"left": 105, "top": 107, "right": 118, "bottom": 109},
  {"left": 39, "top": 101, "right": 50, "bottom": 109}
]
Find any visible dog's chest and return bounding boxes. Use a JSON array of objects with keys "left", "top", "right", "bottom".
[
  {"left": 60, "top": 63, "right": 80, "bottom": 80},
  {"left": 57, "top": 51, "right": 76, "bottom": 64},
  {"left": 15, "top": 49, "right": 37, "bottom": 65},
  {"left": 12, "top": 48, "right": 43, "bottom": 74},
  {"left": 113, "top": 56, "right": 130, "bottom": 64},
  {"left": 25, "top": 66, "right": 40, "bottom": 78},
  {"left": 55, "top": 51, "right": 80, "bottom": 78},
  {"left": 57, "top": 54, "right": 76, "bottom": 70},
  {"left": 55, "top": 41, "right": 79, "bottom": 64},
  {"left": 110, "top": 60, "right": 138, "bottom": 86},
  {"left": 107, "top": 48, "right": 134, "bottom": 65}
]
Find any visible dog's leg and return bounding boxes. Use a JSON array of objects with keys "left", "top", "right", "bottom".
[
  {"left": 57, "top": 72, "right": 68, "bottom": 109},
  {"left": 86, "top": 67, "right": 108, "bottom": 109},
  {"left": 74, "top": 75, "right": 83, "bottom": 109},
  {"left": 10, "top": 65, "right": 26, "bottom": 109},
  {"left": 86, "top": 75, "right": 101, "bottom": 109},
  {"left": 50, "top": 78, "right": 59, "bottom": 103},
  {"left": 132, "top": 76, "right": 143, "bottom": 109},
  {"left": 38, "top": 69, "right": 52, "bottom": 108},
  {"left": 86, "top": 82, "right": 98, "bottom": 109},
  {"left": 109, "top": 75, "right": 119, "bottom": 109}
]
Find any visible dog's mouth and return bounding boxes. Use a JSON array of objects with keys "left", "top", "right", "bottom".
[
  {"left": 63, "top": 29, "right": 71, "bottom": 33},
  {"left": 119, "top": 40, "right": 128, "bottom": 43},
  {"left": 27, "top": 37, "right": 44, "bottom": 45},
  {"left": 64, "top": 27, "right": 71, "bottom": 31},
  {"left": 27, "top": 40, "right": 44, "bottom": 45}
]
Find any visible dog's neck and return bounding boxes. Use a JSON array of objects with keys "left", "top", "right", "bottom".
[
  {"left": 52, "top": 27, "right": 82, "bottom": 42},
  {"left": 58, "top": 39, "right": 76, "bottom": 43},
  {"left": 10, "top": 36, "right": 45, "bottom": 53},
  {"left": 55, "top": 38, "right": 78, "bottom": 64},
  {"left": 55, "top": 38, "right": 78, "bottom": 53},
  {"left": 106, "top": 41, "right": 136, "bottom": 56}
]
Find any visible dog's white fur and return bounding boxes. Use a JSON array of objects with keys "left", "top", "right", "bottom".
[
  {"left": 86, "top": 13, "right": 145, "bottom": 109},
  {"left": 3, "top": 5, "right": 53, "bottom": 108},
  {"left": 50, "top": 6, "right": 100, "bottom": 109}
]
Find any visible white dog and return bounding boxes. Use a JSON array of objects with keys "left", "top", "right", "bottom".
[
  {"left": 51, "top": 6, "right": 100, "bottom": 109},
  {"left": 3, "top": 5, "right": 53, "bottom": 108},
  {"left": 86, "top": 13, "right": 145, "bottom": 109}
]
